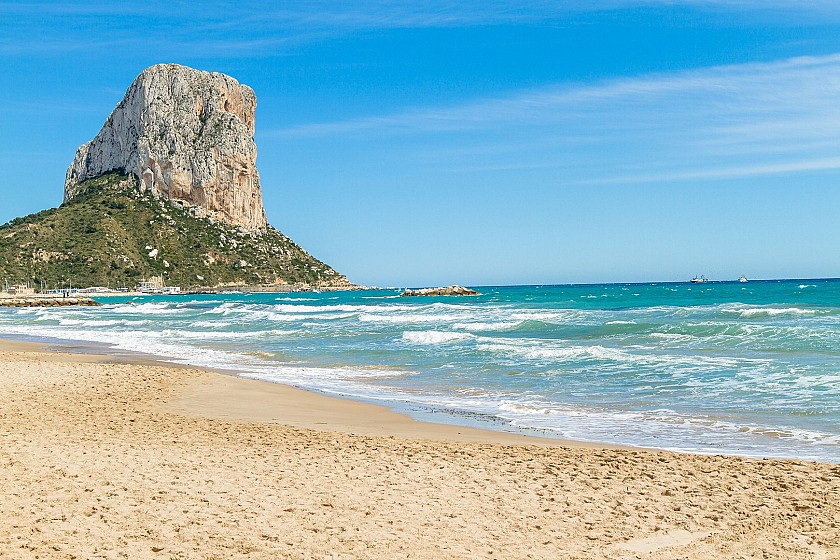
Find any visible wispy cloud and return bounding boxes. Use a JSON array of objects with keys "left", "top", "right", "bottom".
[
  {"left": 577, "top": 157, "right": 840, "bottom": 186},
  {"left": 5, "top": 1, "right": 840, "bottom": 26},
  {"left": 275, "top": 54, "right": 840, "bottom": 133},
  {"left": 4, "top": 0, "right": 840, "bottom": 56},
  {"left": 268, "top": 53, "right": 840, "bottom": 185}
]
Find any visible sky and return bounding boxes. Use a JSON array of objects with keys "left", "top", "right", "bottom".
[{"left": 2, "top": 1, "right": 840, "bottom": 287}]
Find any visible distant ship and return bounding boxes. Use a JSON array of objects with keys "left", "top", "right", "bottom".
[
  {"left": 690, "top": 275, "right": 708, "bottom": 284},
  {"left": 738, "top": 276, "right": 748, "bottom": 283}
]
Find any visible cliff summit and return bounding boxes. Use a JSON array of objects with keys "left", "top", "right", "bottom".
[
  {"left": 65, "top": 64, "right": 267, "bottom": 231},
  {"left": 0, "top": 65, "right": 352, "bottom": 290}
]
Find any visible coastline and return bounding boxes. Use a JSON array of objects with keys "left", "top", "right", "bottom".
[
  {"left": 1, "top": 337, "right": 838, "bottom": 559},
  {"left": 2, "top": 281, "right": 838, "bottom": 461},
  {"left": 0, "top": 336, "right": 615, "bottom": 448}
]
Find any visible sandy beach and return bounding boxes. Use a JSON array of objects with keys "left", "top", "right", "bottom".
[{"left": 0, "top": 339, "right": 838, "bottom": 559}]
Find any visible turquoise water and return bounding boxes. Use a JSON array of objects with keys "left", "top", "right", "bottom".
[{"left": 1, "top": 279, "right": 838, "bottom": 462}]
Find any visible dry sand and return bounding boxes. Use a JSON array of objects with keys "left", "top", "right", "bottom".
[{"left": 0, "top": 340, "right": 838, "bottom": 559}]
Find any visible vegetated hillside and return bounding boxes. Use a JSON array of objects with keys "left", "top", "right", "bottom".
[{"left": 0, "top": 173, "right": 351, "bottom": 290}]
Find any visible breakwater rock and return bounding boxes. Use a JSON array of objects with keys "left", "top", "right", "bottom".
[
  {"left": 400, "top": 285, "right": 480, "bottom": 297},
  {"left": 0, "top": 297, "right": 101, "bottom": 308}
]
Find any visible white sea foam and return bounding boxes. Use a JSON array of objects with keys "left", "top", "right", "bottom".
[
  {"left": 359, "top": 312, "right": 468, "bottom": 324},
  {"left": 270, "top": 303, "right": 417, "bottom": 314},
  {"left": 401, "top": 331, "right": 474, "bottom": 345},
  {"left": 649, "top": 332, "right": 693, "bottom": 341},
  {"left": 477, "top": 340, "right": 637, "bottom": 362},
  {"left": 111, "top": 302, "right": 182, "bottom": 315},
  {"left": 218, "top": 307, "right": 353, "bottom": 322},
  {"left": 509, "top": 311, "right": 579, "bottom": 322},
  {"left": 451, "top": 321, "right": 520, "bottom": 331},
  {"left": 57, "top": 318, "right": 128, "bottom": 327},
  {"left": 730, "top": 307, "right": 820, "bottom": 318},
  {"left": 494, "top": 399, "right": 840, "bottom": 449},
  {"left": 190, "top": 320, "right": 234, "bottom": 328},
  {"left": 160, "top": 329, "right": 295, "bottom": 340},
  {"left": 475, "top": 337, "right": 752, "bottom": 371}
]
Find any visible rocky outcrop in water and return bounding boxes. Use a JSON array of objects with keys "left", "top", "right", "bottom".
[
  {"left": 0, "top": 297, "right": 100, "bottom": 308},
  {"left": 64, "top": 64, "right": 267, "bottom": 231},
  {"left": 400, "top": 285, "right": 480, "bottom": 297}
]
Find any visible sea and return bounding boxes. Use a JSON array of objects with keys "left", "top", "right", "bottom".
[{"left": 1, "top": 279, "right": 838, "bottom": 463}]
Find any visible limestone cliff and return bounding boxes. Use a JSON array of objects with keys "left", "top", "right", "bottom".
[{"left": 64, "top": 64, "right": 267, "bottom": 231}]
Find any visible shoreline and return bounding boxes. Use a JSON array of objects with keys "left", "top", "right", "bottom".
[
  {"left": 7, "top": 281, "right": 837, "bottom": 464},
  {"left": 1, "top": 337, "right": 838, "bottom": 558},
  {"left": 0, "top": 336, "right": 614, "bottom": 448},
  {"left": 1, "top": 329, "right": 836, "bottom": 461}
]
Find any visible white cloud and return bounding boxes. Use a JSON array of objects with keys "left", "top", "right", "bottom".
[
  {"left": 578, "top": 157, "right": 840, "bottom": 186},
  {"left": 4, "top": 0, "right": 840, "bottom": 56},
  {"left": 277, "top": 53, "right": 840, "bottom": 132},
  {"left": 269, "top": 53, "right": 840, "bottom": 184}
]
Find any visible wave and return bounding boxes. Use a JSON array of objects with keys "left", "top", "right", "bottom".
[
  {"left": 726, "top": 306, "right": 821, "bottom": 318},
  {"left": 508, "top": 319, "right": 569, "bottom": 333},
  {"left": 214, "top": 307, "right": 356, "bottom": 322},
  {"left": 494, "top": 400, "right": 840, "bottom": 449},
  {"left": 359, "top": 312, "right": 469, "bottom": 324},
  {"left": 649, "top": 321, "right": 840, "bottom": 351},
  {"left": 2, "top": 285, "right": 839, "bottom": 462},
  {"left": 509, "top": 310, "right": 583, "bottom": 323},
  {"left": 451, "top": 321, "right": 520, "bottom": 332},
  {"left": 401, "top": 331, "right": 475, "bottom": 345},
  {"left": 474, "top": 337, "right": 753, "bottom": 370},
  {"left": 649, "top": 332, "right": 693, "bottom": 341},
  {"left": 57, "top": 318, "right": 132, "bottom": 327},
  {"left": 273, "top": 303, "right": 421, "bottom": 314},
  {"left": 110, "top": 302, "right": 183, "bottom": 315},
  {"left": 160, "top": 328, "right": 296, "bottom": 340},
  {"left": 476, "top": 340, "right": 639, "bottom": 363},
  {"left": 190, "top": 320, "right": 233, "bottom": 328}
]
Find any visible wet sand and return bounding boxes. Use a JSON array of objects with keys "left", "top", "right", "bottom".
[{"left": 1, "top": 339, "right": 838, "bottom": 559}]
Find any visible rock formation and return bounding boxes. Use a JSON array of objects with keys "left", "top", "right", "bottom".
[
  {"left": 64, "top": 64, "right": 267, "bottom": 231},
  {"left": 1, "top": 171, "right": 352, "bottom": 289},
  {"left": 400, "top": 285, "right": 480, "bottom": 297},
  {"left": 0, "top": 297, "right": 100, "bottom": 308}
]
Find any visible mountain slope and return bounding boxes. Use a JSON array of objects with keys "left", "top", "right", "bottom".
[{"left": 0, "top": 173, "right": 350, "bottom": 290}]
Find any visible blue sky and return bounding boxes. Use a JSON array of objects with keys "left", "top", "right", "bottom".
[{"left": 2, "top": 1, "right": 840, "bottom": 286}]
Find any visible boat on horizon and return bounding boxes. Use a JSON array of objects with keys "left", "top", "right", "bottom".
[
  {"left": 690, "top": 275, "right": 708, "bottom": 284},
  {"left": 738, "top": 275, "right": 748, "bottom": 283}
]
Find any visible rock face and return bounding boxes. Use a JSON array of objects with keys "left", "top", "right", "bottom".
[
  {"left": 400, "top": 285, "right": 480, "bottom": 297},
  {"left": 64, "top": 64, "right": 267, "bottom": 231}
]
